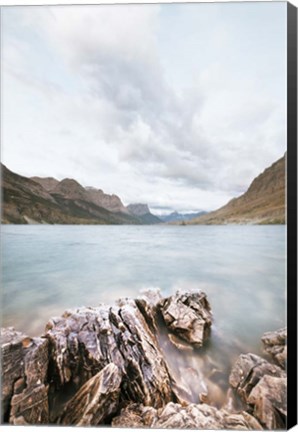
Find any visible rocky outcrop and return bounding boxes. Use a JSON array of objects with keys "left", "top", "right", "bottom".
[
  {"left": 112, "top": 402, "right": 263, "bottom": 430},
  {"left": 1, "top": 293, "right": 287, "bottom": 429},
  {"left": 31, "top": 177, "right": 59, "bottom": 192},
  {"left": 51, "top": 178, "right": 89, "bottom": 201},
  {"left": 59, "top": 363, "right": 122, "bottom": 426},
  {"left": 261, "top": 327, "right": 286, "bottom": 368},
  {"left": 159, "top": 291, "right": 212, "bottom": 347},
  {"left": 188, "top": 154, "right": 286, "bottom": 225},
  {"left": 86, "top": 187, "right": 128, "bottom": 214},
  {"left": 45, "top": 299, "right": 177, "bottom": 411},
  {"left": 1, "top": 328, "right": 49, "bottom": 425},
  {"left": 247, "top": 375, "right": 286, "bottom": 429},
  {"left": 229, "top": 353, "right": 286, "bottom": 429}
]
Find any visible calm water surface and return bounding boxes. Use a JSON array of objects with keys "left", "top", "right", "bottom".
[{"left": 1, "top": 225, "right": 286, "bottom": 404}]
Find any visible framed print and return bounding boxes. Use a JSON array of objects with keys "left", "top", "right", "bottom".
[{"left": 1, "top": 0, "right": 297, "bottom": 430}]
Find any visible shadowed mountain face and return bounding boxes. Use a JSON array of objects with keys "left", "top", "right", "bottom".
[
  {"left": 188, "top": 154, "right": 286, "bottom": 225},
  {"left": 1, "top": 165, "right": 141, "bottom": 225},
  {"left": 160, "top": 211, "right": 207, "bottom": 223},
  {"left": 127, "top": 204, "right": 162, "bottom": 224}
]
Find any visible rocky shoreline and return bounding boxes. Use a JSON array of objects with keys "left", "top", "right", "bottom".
[{"left": 1, "top": 289, "right": 286, "bottom": 429}]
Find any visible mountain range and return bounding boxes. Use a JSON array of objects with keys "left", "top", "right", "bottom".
[
  {"left": 159, "top": 211, "right": 207, "bottom": 223},
  {"left": 1, "top": 153, "right": 285, "bottom": 225},
  {"left": 187, "top": 153, "right": 286, "bottom": 225},
  {"left": 1, "top": 164, "right": 159, "bottom": 225}
]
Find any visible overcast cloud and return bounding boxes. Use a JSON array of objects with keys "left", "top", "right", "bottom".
[{"left": 1, "top": 2, "right": 286, "bottom": 213}]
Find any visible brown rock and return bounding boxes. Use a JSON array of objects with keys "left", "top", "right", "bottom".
[
  {"left": 112, "top": 402, "right": 263, "bottom": 430},
  {"left": 1, "top": 328, "right": 25, "bottom": 419},
  {"left": 59, "top": 363, "right": 122, "bottom": 426},
  {"left": 229, "top": 353, "right": 285, "bottom": 403},
  {"left": 262, "top": 327, "right": 286, "bottom": 368},
  {"left": 159, "top": 290, "right": 212, "bottom": 347},
  {"left": 46, "top": 299, "right": 177, "bottom": 409},
  {"left": 1, "top": 327, "right": 49, "bottom": 425},
  {"left": 248, "top": 375, "right": 286, "bottom": 429}
]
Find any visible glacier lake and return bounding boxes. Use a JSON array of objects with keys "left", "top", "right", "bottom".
[{"left": 1, "top": 224, "right": 286, "bottom": 403}]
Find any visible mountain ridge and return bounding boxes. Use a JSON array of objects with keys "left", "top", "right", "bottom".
[
  {"left": 2, "top": 165, "right": 140, "bottom": 225},
  {"left": 187, "top": 154, "right": 286, "bottom": 225}
]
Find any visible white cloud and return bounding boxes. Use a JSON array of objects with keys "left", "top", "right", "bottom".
[{"left": 2, "top": 3, "right": 286, "bottom": 212}]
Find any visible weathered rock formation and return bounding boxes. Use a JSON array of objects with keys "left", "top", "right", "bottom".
[
  {"left": 229, "top": 353, "right": 286, "bottom": 429},
  {"left": 112, "top": 401, "right": 263, "bottom": 430},
  {"left": 261, "top": 327, "right": 286, "bottom": 368},
  {"left": 59, "top": 363, "right": 122, "bottom": 426},
  {"left": 86, "top": 187, "right": 128, "bottom": 214},
  {"left": 159, "top": 291, "right": 212, "bottom": 347},
  {"left": 45, "top": 299, "right": 178, "bottom": 413},
  {"left": 0, "top": 292, "right": 287, "bottom": 429},
  {"left": 31, "top": 176, "right": 60, "bottom": 192},
  {"left": 1, "top": 328, "right": 49, "bottom": 425}
]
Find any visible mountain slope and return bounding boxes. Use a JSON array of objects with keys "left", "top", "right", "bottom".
[
  {"left": 32, "top": 176, "right": 128, "bottom": 214},
  {"left": 1, "top": 164, "right": 140, "bottom": 225},
  {"left": 31, "top": 176, "right": 59, "bottom": 191},
  {"left": 188, "top": 154, "right": 286, "bottom": 225}
]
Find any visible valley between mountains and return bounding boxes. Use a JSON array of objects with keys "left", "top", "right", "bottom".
[{"left": 1, "top": 153, "right": 285, "bottom": 225}]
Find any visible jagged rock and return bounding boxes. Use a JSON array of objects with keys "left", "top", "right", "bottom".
[
  {"left": 1, "top": 327, "right": 49, "bottom": 424},
  {"left": 45, "top": 298, "right": 177, "bottom": 410},
  {"left": 262, "top": 327, "right": 286, "bottom": 368},
  {"left": 229, "top": 353, "right": 285, "bottom": 404},
  {"left": 247, "top": 375, "right": 286, "bottom": 429},
  {"left": 158, "top": 290, "right": 212, "bottom": 347},
  {"left": 112, "top": 402, "right": 263, "bottom": 430},
  {"left": 135, "top": 288, "right": 162, "bottom": 334},
  {"left": 1, "top": 328, "right": 25, "bottom": 419},
  {"left": 59, "top": 363, "right": 122, "bottom": 426}
]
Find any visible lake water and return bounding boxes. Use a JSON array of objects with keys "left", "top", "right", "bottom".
[{"left": 1, "top": 225, "right": 286, "bottom": 405}]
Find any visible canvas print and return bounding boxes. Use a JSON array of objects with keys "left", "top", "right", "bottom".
[{"left": 1, "top": 1, "right": 289, "bottom": 429}]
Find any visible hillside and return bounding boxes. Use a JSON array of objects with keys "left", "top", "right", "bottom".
[
  {"left": 188, "top": 154, "right": 286, "bottom": 225},
  {"left": 1, "top": 164, "right": 140, "bottom": 225}
]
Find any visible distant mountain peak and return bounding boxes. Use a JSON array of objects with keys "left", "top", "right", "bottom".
[
  {"left": 127, "top": 203, "right": 161, "bottom": 224},
  {"left": 127, "top": 203, "right": 150, "bottom": 216}
]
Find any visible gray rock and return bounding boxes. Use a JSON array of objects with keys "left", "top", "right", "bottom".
[
  {"left": 159, "top": 290, "right": 212, "bottom": 347},
  {"left": 1, "top": 327, "right": 49, "bottom": 425},
  {"left": 59, "top": 363, "right": 122, "bottom": 426},
  {"left": 261, "top": 327, "right": 286, "bottom": 368}
]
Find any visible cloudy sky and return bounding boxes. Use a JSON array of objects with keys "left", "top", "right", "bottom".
[{"left": 2, "top": 2, "right": 286, "bottom": 214}]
